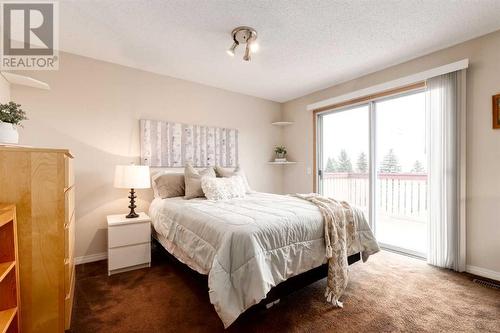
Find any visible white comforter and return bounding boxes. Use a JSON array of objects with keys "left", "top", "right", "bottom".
[{"left": 149, "top": 192, "right": 369, "bottom": 327}]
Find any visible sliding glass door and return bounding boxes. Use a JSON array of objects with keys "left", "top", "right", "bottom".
[
  {"left": 318, "top": 104, "right": 370, "bottom": 217},
  {"left": 374, "top": 92, "right": 427, "bottom": 256},
  {"left": 317, "top": 90, "right": 428, "bottom": 257}
]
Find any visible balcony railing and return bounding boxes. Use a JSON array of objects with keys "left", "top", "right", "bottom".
[{"left": 322, "top": 172, "right": 428, "bottom": 222}]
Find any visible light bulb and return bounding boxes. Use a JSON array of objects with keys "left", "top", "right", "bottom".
[
  {"left": 227, "top": 42, "right": 238, "bottom": 56},
  {"left": 243, "top": 43, "right": 251, "bottom": 61},
  {"left": 249, "top": 42, "right": 259, "bottom": 53}
]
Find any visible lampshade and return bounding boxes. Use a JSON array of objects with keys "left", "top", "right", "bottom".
[{"left": 114, "top": 165, "right": 151, "bottom": 189}]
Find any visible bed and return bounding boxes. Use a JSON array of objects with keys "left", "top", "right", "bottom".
[{"left": 149, "top": 191, "right": 378, "bottom": 327}]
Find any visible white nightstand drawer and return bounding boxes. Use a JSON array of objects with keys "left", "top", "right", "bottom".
[
  {"left": 108, "top": 243, "right": 151, "bottom": 271},
  {"left": 108, "top": 222, "right": 150, "bottom": 248}
]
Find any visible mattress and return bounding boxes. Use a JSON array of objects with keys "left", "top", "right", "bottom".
[{"left": 149, "top": 192, "right": 346, "bottom": 327}]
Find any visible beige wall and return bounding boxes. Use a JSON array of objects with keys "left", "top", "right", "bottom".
[
  {"left": 8, "top": 30, "right": 500, "bottom": 276},
  {"left": 282, "top": 30, "right": 500, "bottom": 275},
  {"left": 0, "top": 75, "right": 10, "bottom": 102},
  {"left": 11, "top": 52, "right": 282, "bottom": 260}
]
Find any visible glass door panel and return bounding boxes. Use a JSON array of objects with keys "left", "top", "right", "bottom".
[
  {"left": 374, "top": 92, "right": 427, "bottom": 256},
  {"left": 319, "top": 104, "right": 370, "bottom": 218}
]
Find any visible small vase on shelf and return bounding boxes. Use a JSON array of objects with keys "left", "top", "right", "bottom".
[
  {"left": 0, "top": 102, "right": 27, "bottom": 145},
  {"left": 0, "top": 122, "right": 19, "bottom": 144},
  {"left": 274, "top": 145, "right": 287, "bottom": 162}
]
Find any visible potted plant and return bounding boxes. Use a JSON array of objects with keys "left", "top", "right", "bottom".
[
  {"left": 274, "top": 145, "right": 287, "bottom": 161},
  {"left": 0, "top": 102, "right": 27, "bottom": 144}
]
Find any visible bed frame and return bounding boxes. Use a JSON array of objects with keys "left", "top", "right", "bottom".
[
  {"left": 258, "top": 252, "right": 361, "bottom": 308},
  {"left": 153, "top": 238, "right": 361, "bottom": 310}
]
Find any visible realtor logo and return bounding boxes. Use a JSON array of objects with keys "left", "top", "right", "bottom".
[{"left": 1, "top": 1, "right": 59, "bottom": 70}]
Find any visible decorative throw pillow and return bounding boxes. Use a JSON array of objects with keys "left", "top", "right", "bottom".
[
  {"left": 201, "top": 176, "right": 246, "bottom": 201},
  {"left": 214, "top": 165, "right": 252, "bottom": 193},
  {"left": 152, "top": 172, "right": 185, "bottom": 198},
  {"left": 184, "top": 164, "right": 216, "bottom": 199}
]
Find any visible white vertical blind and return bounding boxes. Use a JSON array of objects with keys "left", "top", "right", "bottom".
[{"left": 426, "top": 70, "right": 466, "bottom": 271}]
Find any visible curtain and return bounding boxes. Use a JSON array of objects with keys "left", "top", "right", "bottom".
[{"left": 426, "top": 70, "right": 466, "bottom": 271}]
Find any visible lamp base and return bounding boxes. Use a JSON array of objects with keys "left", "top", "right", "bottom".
[
  {"left": 126, "top": 212, "right": 139, "bottom": 219},
  {"left": 126, "top": 188, "right": 139, "bottom": 219}
]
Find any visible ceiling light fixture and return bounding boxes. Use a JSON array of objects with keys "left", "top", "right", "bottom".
[
  {"left": 226, "top": 42, "right": 238, "bottom": 56},
  {"left": 249, "top": 42, "right": 259, "bottom": 53},
  {"left": 243, "top": 43, "right": 251, "bottom": 61},
  {"left": 227, "top": 26, "right": 258, "bottom": 61}
]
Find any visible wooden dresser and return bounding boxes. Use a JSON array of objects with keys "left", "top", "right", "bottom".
[{"left": 0, "top": 146, "right": 75, "bottom": 332}]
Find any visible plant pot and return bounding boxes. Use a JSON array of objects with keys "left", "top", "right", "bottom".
[
  {"left": 276, "top": 153, "right": 286, "bottom": 159},
  {"left": 0, "top": 122, "right": 19, "bottom": 144}
]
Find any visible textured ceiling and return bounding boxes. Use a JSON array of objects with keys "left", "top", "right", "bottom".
[{"left": 59, "top": 0, "right": 500, "bottom": 102}]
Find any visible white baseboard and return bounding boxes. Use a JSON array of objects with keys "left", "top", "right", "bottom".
[
  {"left": 74, "top": 252, "right": 499, "bottom": 282},
  {"left": 75, "top": 252, "right": 108, "bottom": 265},
  {"left": 466, "top": 265, "right": 500, "bottom": 281}
]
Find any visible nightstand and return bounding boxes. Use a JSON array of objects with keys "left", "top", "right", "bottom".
[{"left": 107, "top": 212, "right": 151, "bottom": 275}]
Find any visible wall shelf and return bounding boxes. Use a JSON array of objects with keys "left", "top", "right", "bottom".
[
  {"left": 0, "top": 308, "right": 17, "bottom": 333},
  {"left": 0, "top": 262, "right": 15, "bottom": 282},
  {"left": 271, "top": 121, "right": 293, "bottom": 126},
  {"left": 0, "top": 204, "right": 20, "bottom": 333},
  {"left": 268, "top": 161, "right": 297, "bottom": 165},
  {"left": 1, "top": 72, "right": 50, "bottom": 90}
]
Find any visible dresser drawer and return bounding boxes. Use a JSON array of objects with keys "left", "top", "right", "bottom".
[
  {"left": 108, "top": 222, "right": 150, "bottom": 248},
  {"left": 65, "top": 155, "right": 75, "bottom": 188},
  {"left": 65, "top": 186, "right": 75, "bottom": 224},
  {"left": 65, "top": 212, "right": 76, "bottom": 259},
  {"left": 65, "top": 264, "right": 76, "bottom": 330},
  {"left": 108, "top": 243, "right": 151, "bottom": 271},
  {"left": 65, "top": 257, "right": 74, "bottom": 296}
]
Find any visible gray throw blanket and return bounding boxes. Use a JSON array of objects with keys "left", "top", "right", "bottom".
[{"left": 296, "top": 193, "right": 380, "bottom": 307}]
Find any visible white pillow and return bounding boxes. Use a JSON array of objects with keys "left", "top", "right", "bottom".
[
  {"left": 214, "top": 166, "right": 253, "bottom": 194},
  {"left": 201, "top": 176, "right": 246, "bottom": 201}
]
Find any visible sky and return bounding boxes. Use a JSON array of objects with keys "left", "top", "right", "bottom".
[{"left": 321, "top": 91, "right": 427, "bottom": 173}]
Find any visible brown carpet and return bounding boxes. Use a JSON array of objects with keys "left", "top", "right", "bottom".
[{"left": 70, "top": 245, "right": 500, "bottom": 333}]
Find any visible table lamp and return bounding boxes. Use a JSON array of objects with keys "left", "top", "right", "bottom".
[{"left": 114, "top": 164, "right": 151, "bottom": 218}]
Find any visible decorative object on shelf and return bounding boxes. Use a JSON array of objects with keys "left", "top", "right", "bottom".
[
  {"left": 140, "top": 119, "right": 238, "bottom": 168},
  {"left": 493, "top": 93, "right": 500, "bottom": 129},
  {"left": 114, "top": 164, "right": 151, "bottom": 218},
  {"left": 226, "top": 26, "right": 258, "bottom": 61},
  {"left": 274, "top": 145, "right": 287, "bottom": 161},
  {"left": 0, "top": 102, "right": 27, "bottom": 144}
]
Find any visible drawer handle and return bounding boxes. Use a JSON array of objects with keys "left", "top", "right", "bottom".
[{"left": 64, "top": 185, "right": 75, "bottom": 193}]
